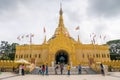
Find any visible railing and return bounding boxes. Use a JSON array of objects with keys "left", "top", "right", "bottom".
[
  {"left": 0, "top": 60, "right": 31, "bottom": 72},
  {"left": 90, "top": 60, "right": 120, "bottom": 73},
  {"left": 0, "top": 60, "right": 120, "bottom": 72}
]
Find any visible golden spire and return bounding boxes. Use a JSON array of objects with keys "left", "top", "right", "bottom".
[
  {"left": 77, "top": 35, "right": 81, "bottom": 43},
  {"left": 54, "top": 3, "right": 70, "bottom": 36},
  {"left": 58, "top": 3, "right": 64, "bottom": 29}
]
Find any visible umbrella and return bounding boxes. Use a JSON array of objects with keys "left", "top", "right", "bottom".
[{"left": 15, "top": 59, "right": 31, "bottom": 65}]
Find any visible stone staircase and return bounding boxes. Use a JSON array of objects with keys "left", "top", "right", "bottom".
[
  {"left": 30, "top": 67, "right": 40, "bottom": 74},
  {"left": 84, "top": 68, "right": 97, "bottom": 74},
  {"left": 30, "top": 66, "right": 97, "bottom": 75}
]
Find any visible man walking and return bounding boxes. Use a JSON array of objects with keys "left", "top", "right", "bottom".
[
  {"left": 55, "top": 65, "right": 59, "bottom": 74},
  {"left": 67, "top": 64, "right": 71, "bottom": 75},
  {"left": 60, "top": 63, "right": 64, "bottom": 75},
  {"left": 45, "top": 64, "right": 48, "bottom": 75},
  {"left": 100, "top": 63, "right": 105, "bottom": 76},
  {"left": 78, "top": 64, "right": 82, "bottom": 74}
]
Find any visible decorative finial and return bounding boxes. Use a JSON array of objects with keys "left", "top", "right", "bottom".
[
  {"left": 60, "top": 0, "right": 63, "bottom": 8},
  {"left": 60, "top": 0, "right": 63, "bottom": 15},
  {"left": 77, "top": 35, "right": 81, "bottom": 43}
]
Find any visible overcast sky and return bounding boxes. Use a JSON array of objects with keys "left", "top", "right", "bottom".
[{"left": 0, "top": 0, "right": 120, "bottom": 45}]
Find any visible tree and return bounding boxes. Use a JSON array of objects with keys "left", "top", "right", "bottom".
[
  {"left": 8, "top": 43, "right": 19, "bottom": 60},
  {"left": 0, "top": 41, "right": 19, "bottom": 60},
  {"left": 107, "top": 39, "right": 120, "bottom": 60}
]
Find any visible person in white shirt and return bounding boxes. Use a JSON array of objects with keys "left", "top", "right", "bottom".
[{"left": 19, "top": 65, "right": 22, "bottom": 75}]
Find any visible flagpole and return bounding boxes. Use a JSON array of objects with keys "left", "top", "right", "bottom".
[
  {"left": 103, "top": 35, "right": 106, "bottom": 44},
  {"left": 29, "top": 33, "right": 34, "bottom": 45},
  {"left": 75, "top": 26, "right": 80, "bottom": 41},
  {"left": 30, "top": 34, "right": 32, "bottom": 45},
  {"left": 43, "top": 27, "right": 46, "bottom": 43},
  {"left": 78, "top": 26, "right": 80, "bottom": 41},
  {"left": 29, "top": 34, "right": 32, "bottom": 63}
]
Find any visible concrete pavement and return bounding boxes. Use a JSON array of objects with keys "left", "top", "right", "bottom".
[{"left": 0, "top": 72, "right": 120, "bottom": 80}]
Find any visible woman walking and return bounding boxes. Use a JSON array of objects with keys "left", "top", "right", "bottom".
[
  {"left": 42, "top": 65, "right": 45, "bottom": 75},
  {"left": 39, "top": 66, "right": 42, "bottom": 74},
  {"left": 45, "top": 64, "right": 48, "bottom": 75},
  {"left": 19, "top": 65, "right": 22, "bottom": 75},
  {"left": 21, "top": 64, "right": 25, "bottom": 76}
]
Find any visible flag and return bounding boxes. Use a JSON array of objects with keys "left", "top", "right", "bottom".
[
  {"left": 90, "top": 34, "right": 91, "bottom": 38},
  {"left": 93, "top": 34, "right": 96, "bottom": 38},
  {"left": 64, "top": 32, "right": 68, "bottom": 36},
  {"left": 26, "top": 35, "right": 29, "bottom": 37},
  {"left": 91, "top": 40, "right": 93, "bottom": 44},
  {"left": 17, "top": 36, "right": 21, "bottom": 41},
  {"left": 43, "top": 27, "right": 46, "bottom": 33},
  {"left": 75, "top": 26, "right": 79, "bottom": 30},
  {"left": 100, "top": 35, "right": 101, "bottom": 38},
  {"left": 92, "top": 33, "right": 95, "bottom": 35},
  {"left": 21, "top": 35, "right": 24, "bottom": 38},
  {"left": 93, "top": 38, "right": 95, "bottom": 44},
  {"left": 31, "top": 34, "right": 34, "bottom": 37},
  {"left": 103, "top": 35, "right": 106, "bottom": 40}
]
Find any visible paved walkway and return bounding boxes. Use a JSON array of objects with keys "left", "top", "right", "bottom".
[
  {"left": 0, "top": 72, "right": 120, "bottom": 80},
  {"left": 31, "top": 66, "right": 97, "bottom": 75}
]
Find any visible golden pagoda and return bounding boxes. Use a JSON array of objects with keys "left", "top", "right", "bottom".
[{"left": 15, "top": 5, "right": 110, "bottom": 66}]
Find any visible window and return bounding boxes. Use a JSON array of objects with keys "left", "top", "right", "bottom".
[
  {"left": 96, "top": 54, "right": 98, "bottom": 58},
  {"left": 107, "top": 54, "right": 109, "bottom": 58},
  {"left": 21, "top": 55, "right": 23, "bottom": 58},
  {"left": 30, "top": 54, "right": 31, "bottom": 58},
  {"left": 19, "top": 55, "right": 21, "bottom": 58},
  {"left": 39, "top": 54, "right": 41, "bottom": 58},
  {"left": 26, "top": 54, "right": 28, "bottom": 58},
  {"left": 102, "top": 54, "right": 104, "bottom": 58},
  {"left": 87, "top": 54, "right": 89, "bottom": 58},
  {"left": 35, "top": 54, "right": 37, "bottom": 58},
  {"left": 99, "top": 54, "right": 100, "bottom": 58},
  {"left": 16, "top": 55, "right": 17, "bottom": 58},
  {"left": 104, "top": 54, "right": 106, "bottom": 58},
  {"left": 24, "top": 54, "right": 26, "bottom": 58}
]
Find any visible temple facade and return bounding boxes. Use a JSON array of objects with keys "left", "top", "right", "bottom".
[{"left": 15, "top": 7, "right": 110, "bottom": 66}]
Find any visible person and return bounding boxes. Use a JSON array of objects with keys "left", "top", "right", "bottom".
[
  {"left": 19, "top": 65, "right": 22, "bottom": 75},
  {"left": 78, "top": 64, "right": 82, "bottom": 74},
  {"left": 55, "top": 65, "right": 59, "bottom": 74},
  {"left": 13, "top": 66, "right": 15, "bottom": 72},
  {"left": 60, "top": 63, "right": 64, "bottom": 75},
  {"left": 39, "top": 66, "right": 42, "bottom": 74},
  {"left": 100, "top": 63, "right": 105, "bottom": 76},
  {"left": 108, "top": 65, "right": 112, "bottom": 72},
  {"left": 67, "top": 64, "right": 71, "bottom": 75},
  {"left": 45, "top": 64, "right": 48, "bottom": 75},
  {"left": 21, "top": 64, "right": 25, "bottom": 76},
  {"left": 42, "top": 65, "right": 45, "bottom": 75}
]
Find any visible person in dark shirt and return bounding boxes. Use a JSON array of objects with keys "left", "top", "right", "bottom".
[
  {"left": 78, "top": 64, "right": 82, "bottom": 74},
  {"left": 100, "top": 63, "right": 105, "bottom": 76}
]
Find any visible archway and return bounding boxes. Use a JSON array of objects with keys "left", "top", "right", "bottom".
[{"left": 55, "top": 50, "right": 69, "bottom": 64}]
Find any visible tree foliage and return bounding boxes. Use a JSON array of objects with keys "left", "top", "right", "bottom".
[
  {"left": 0, "top": 41, "right": 19, "bottom": 60},
  {"left": 106, "top": 39, "right": 120, "bottom": 60}
]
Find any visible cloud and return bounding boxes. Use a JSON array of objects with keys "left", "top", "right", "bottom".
[
  {"left": 0, "top": 0, "right": 61, "bottom": 44},
  {"left": 88, "top": 0, "right": 120, "bottom": 17},
  {"left": 0, "top": 0, "right": 119, "bottom": 45},
  {"left": 0, "top": 0, "right": 18, "bottom": 13}
]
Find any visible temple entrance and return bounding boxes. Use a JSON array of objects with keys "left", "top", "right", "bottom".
[{"left": 55, "top": 50, "right": 69, "bottom": 64}]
